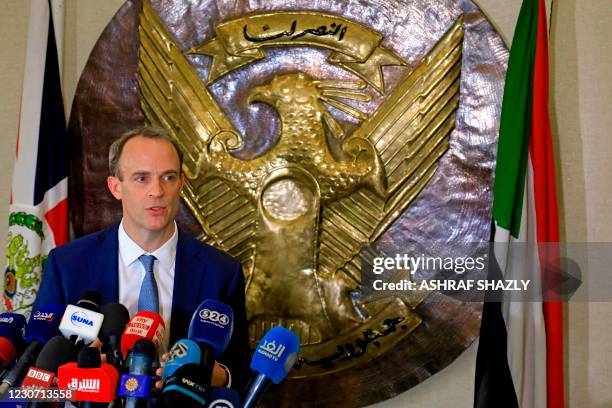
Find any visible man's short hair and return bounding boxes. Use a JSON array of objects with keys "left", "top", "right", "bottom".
[{"left": 108, "top": 126, "right": 184, "bottom": 179}]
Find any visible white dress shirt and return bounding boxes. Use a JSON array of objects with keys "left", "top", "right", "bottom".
[{"left": 118, "top": 219, "right": 177, "bottom": 350}]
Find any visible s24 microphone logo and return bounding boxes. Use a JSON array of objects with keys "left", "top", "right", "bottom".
[{"left": 198, "top": 309, "right": 229, "bottom": 326}]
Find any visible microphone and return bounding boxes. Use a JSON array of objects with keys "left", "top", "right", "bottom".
[
  {"left": 22, "top": 336, "right": 78, "bottom": 408},
  {"left": 59, "top": 291, "right": 105, "bottom": 347},
  {"left": 118, "top": 338, "right": 157, "bottom": 408},
  {"left": 120, "top": 311, "right": 166, "bottom": 359},
  {"left": 160, "top": 339, "right": 204, "bottom": 406},
  {"left": 57, "top": 346, "right": 119, "bottom": 405},
  {"left": 0, "top": 312, "right": 27, "bottom": 367},
  {"left": 162, "top": 300, "right": 234, "bottom": 407},
  {"left": 99, "top": 303, "right": 130, "bottom": 369},
  {"left": 21, "top": 336, "right": 77, "bottom": 390},
  {"left": 0, "top": 303, "right": 66, "bottom": 395},
  {"left": 242, "top": 326, "right": 300, "bottom": 408},
  {"left": 205, "top": 387, "right": 242, "bottom": 408}
]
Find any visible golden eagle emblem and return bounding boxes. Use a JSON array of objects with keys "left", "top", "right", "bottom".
[{"left": 138, "top": 1, "right": 463, "bottom": 375}]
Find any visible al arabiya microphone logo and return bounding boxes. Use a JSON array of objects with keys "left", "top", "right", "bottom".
[
  {"left": 256, "top": 340, "right": 286, "bottom": 362},
  {"left": 199, "top": 309, "right": 229, "bottom": 327}
]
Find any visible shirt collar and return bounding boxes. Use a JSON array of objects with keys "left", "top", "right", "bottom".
[{"left": 118, "top": 220, "right": 178, "bottom": 270}]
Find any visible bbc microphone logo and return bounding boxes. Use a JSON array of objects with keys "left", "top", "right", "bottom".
[{"left": 27, "top": 369, "right": 51, "bottom": 383}]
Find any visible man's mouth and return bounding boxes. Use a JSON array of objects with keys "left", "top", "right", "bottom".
[{"left": 146, "top": 206, "right": 166, "bottom": 215}]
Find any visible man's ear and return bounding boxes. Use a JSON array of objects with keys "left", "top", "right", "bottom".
[{"left": 107, "top": 176, "right": 122, "bottom": 200}]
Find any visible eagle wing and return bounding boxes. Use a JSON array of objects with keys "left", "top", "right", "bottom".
[
  {"left": 318, "top": 17, "right": 464, "bottom": 284},
  {"left": 138, "top": 2, "right": 257, "bottom": 271}
]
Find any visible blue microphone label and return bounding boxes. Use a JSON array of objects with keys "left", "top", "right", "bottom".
[
  {"left": 198, "top": 309, "right": 229, "bottom": 328},
  {"left": 118, "top": 374, "right": 152, "bottom": 398}
]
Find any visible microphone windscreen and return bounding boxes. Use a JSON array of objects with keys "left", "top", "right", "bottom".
[
  {"left": 162, "top": 339, "right": 201, "bottom": 381},
  {"left": 25, "top": 303, "right": 66, "bottom": 343},
  {"left": 163, "top": 364, "right": 209, "bottom": 407},
  {"left": 132, "top": 338, "right": 156, "bottom": 356},
  {"left": 100, "top": 303, "right": 130, "bottom": 340},
  {"left": 188, "top": 299, "right": 233, "bottom": 356},
  {"left": 77, "top": 346, "right": 102, "bottom": 368},
  {"left": 121, "top": 311, "right": 165, "bottom": 357},
  {"left": 35, "top": 336, "right": 78, "bottom": 373},
  {"left": 251, "top": 326, "right": 300, "bottom": 384},
  {"left": 205, "top": 387, "right": 241, "bottom": 408},
  {"left": 76, "top": 290, "right": 102, "bottom": 312},
  {"left": 0, "top": 313, "right": 26, "bottom": 366}
]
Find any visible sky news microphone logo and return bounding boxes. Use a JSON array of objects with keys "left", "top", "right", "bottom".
[
  {"left": 32, "top": 311, "right": 55, "bottom": 322},
  {"left": 70, "top": 311, "right": 94, "bottom": 327},
  {"left": 198, "top": 309, "right": 229, "bottom": 328},
  {"left": 256, "top": 340, "right": 286, "bottom": 362}
]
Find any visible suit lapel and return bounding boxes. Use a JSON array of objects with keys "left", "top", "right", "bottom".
[
  {"left": 170, "top": 230, "right": 205, "bottom": 343},
  {"left": 89, "top": 224, "right": 120, "bottom": 304}
]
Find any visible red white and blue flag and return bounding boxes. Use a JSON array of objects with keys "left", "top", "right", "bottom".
[{"left": 3, "top": 0, "right": 68, "bottom": 316}]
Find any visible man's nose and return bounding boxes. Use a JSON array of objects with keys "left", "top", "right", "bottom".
[{"left": 148, "top": 177, "right": 164, "bottom": 197}]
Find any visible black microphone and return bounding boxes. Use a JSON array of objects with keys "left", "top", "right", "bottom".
[
  {"left": 120, "top": 339, "right": 157, "bottom": 408},
  {"left": 99, "top": 303, "right": 130, "bottom": 369},
  {"left": 24, "top": 336, "right": 78, "bottom": 408},
  {"left": 76, "top": 291, "right": 102, "bottom": 312}
]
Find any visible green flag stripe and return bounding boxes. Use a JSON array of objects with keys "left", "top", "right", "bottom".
[{"left": 492, "top": 0, "right": 539, "bottom": 238}]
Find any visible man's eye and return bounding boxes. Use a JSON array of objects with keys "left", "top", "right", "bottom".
[
  {"left": 135, "top": 176, "right": 146, "bottom": 182},
  {"left": 163, "top": 174, "right": 177, "bottom": 182}
]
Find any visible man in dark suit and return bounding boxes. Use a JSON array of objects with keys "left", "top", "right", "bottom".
[{"left": 33, "top": 126, "right": 250, "bottom": 391}]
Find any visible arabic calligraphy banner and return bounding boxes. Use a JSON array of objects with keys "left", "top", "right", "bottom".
[{"left": 189, "top": 11, "right": 404, "bottom": 93}]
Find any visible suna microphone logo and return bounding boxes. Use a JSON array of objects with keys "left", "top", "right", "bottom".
[
  {"left": 256, "top": 340, "right": 286, "bottom": 362},
  {"left": 71, "top": 311, "right": 94, "bottom": 327},
  {"left": 199, "top": 309, "right": 229, "bottom": 328}
]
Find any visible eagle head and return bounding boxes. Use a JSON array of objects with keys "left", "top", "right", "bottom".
[{"left": 247, "top": 73, "right": 320, "bottom": 111}]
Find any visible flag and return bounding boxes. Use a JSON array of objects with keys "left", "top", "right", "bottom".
[
  {"left": 474, "top": 0, "right": 564, "bottom": 407},
  {"left": 3, "top": 0, "right": 68, "bottom": 317}
]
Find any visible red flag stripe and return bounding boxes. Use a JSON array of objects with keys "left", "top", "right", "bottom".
[{"left": 528, "top": 0, "right": 564, "bottom": 407}]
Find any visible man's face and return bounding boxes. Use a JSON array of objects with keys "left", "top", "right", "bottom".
[{"left": 107, "top": 136, "right": 183, "bottom": 240}]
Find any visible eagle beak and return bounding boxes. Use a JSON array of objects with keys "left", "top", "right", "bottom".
[{"left": 247, "top": 85, "right": 272, "bottom": 106}]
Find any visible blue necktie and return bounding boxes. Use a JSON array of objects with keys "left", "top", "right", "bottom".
[{"left": 138, "top": 254, "right": 159, "bottom": 313}]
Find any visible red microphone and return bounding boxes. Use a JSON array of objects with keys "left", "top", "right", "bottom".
[
  {"left": 57, "top": 347, "right": 119, "bottom": 403},
  {"left": 120, "top": 311, "right": 165, "bottom": 358},
  {"left": 21, "top": 367, "right": 55, "bottom": 389}
]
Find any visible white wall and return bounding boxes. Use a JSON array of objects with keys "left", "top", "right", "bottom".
[{"left": 1, "top": 0, "right": 610, "bottom": 406}]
